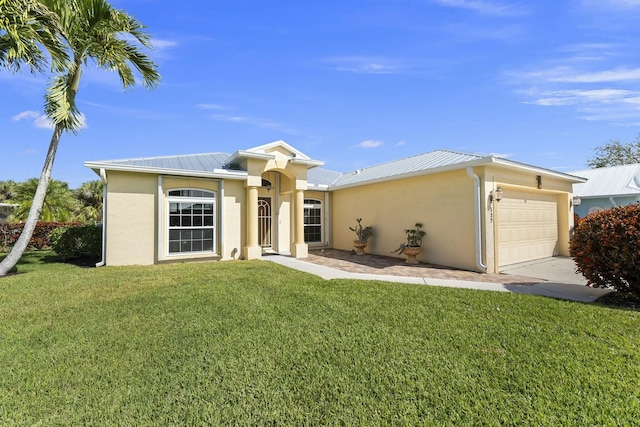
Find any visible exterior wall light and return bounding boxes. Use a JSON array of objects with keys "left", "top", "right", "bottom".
[
  {"left": 572, "top": 196, "right": 582, "bottom": 206},
  {"left": 537, "top": 175, "right": 542, "bottom": 189},
  {"left": 490, "top": 186, "right": 504, "bottom": 202}
]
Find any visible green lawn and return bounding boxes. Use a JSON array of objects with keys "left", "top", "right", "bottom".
[{"left": 1, "top": 252, "right": 638, "bottom": 425}]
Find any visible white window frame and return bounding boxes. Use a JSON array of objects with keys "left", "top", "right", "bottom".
[
  {"left": 166, "top": 189, "right": 217, "bottom": 257},
  {"left": 303, "top": 198, "right": 323, "bottom": 243}
]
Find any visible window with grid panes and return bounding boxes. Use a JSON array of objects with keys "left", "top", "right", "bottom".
[
  {"left": 303, "top": 199, "right": 322, "bottom": 243},
  {"left": 167, "top": 189, "right": 216, "bottom": 254}
]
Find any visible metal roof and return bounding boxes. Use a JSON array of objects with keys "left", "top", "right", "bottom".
[
  {"left": 307, "top": 167, "right": 343, "bottom": 188},
  {"left": 86, "top": 147, "right": 583, "bottom": 190},
  {"left": 331, "top": 150, "right": 484, "bottom": 188},
  {"left": 91, "top": 152, "right": 231, "bottom": 172},
  {"left": 572, "top": 164, "right": 640, "bottom": 198}
]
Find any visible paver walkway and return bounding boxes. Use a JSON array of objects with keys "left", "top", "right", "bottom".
[
  {"left": 305, "top": 249, "right": 541, "bottom": 285},
  {"left": 265, "top": 249, "right": 613, "bottom": 302}
]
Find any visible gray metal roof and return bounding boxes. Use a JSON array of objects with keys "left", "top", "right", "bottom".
[
  {"left": 93, "top": 152, "right": 232, "bottom": 172},
  {"left": 332, "top": 149, "right": 484, "bottom": 188},
  {"left": 87, "top": 147, "right": 581, "bottom": 190},
  {"left": 307, "top": 167, "right": 343, "bottom": 187},
  {"left": 572, "top": 164, "right": 640, "bottom": 198}
]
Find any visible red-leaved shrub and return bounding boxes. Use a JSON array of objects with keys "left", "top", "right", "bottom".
[
  {"left": 0, "top": 222, "right": 81, "bottom": 251},
  {"left": 570, "top": 203, "right": 640, "bottom": 296}
]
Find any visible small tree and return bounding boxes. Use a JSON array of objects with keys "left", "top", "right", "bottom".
[
  {"left": 587, "top": 136, "right": 640, "bottom": 168},
  {"left": 11, "top": 178, "right": 77, "bottom": 222},
  {"left": 570, "top": 204, "right": 640, "bottom": 296},
  {"left": 0, "top": 180, "right": 18, "bottom": 202},
  {"left": 0, "top": 0, "right": 159, "bottom": 277},
  {"left": 73, "top": 180, "right": 103, "bottom": 224}
]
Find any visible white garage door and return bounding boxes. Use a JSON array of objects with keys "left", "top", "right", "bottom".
[{"left": 497, "top": 191, "right": 559, "bottom": 267}]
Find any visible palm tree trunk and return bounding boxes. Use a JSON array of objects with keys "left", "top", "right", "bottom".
[{"left": 0, "top": 124, "right": 63, "bottom": 276}]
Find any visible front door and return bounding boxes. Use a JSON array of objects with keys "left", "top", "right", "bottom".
[{"left": 258, "top": 197, "right": 272, "bottom": 249}]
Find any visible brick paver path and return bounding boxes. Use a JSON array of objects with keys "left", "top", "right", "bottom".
[{"left": 306, "top": 249, "right": 542, "bottom": 285}]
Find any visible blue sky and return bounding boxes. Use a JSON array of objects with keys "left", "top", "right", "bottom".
[{"left": 3, "top": 0, "right": 640, "bottom": 188}]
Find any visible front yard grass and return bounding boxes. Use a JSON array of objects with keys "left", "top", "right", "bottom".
[{"left": 1, "top": 252, "right": 639, "bottom": 425}]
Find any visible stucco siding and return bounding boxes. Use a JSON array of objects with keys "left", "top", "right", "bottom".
[
  {"left": 222, "top": 180, "right": 245, "bottom": 260},
  {"left": 105, "top": 171, "right": 157, "bottom": 266},
  {"left": 331, "top": 169, "right": 478, "bottom": 271}
]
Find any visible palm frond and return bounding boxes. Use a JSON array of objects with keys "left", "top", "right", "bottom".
[
  {"left": 0, "top": 0, "right": 68, "bottom": 72},
  {"left": 44, "top": 73, "right": 83, "bottom": 132}
]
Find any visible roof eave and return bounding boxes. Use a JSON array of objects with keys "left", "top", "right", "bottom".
[
  {"left": 84, "top": 162, "right": 248, "bottom": 180},
  {"left": 226, "top": 150, "right": 275, "bottom": 166},
  {"left": 490, "top": 157, "right": 587, "bottom": 183},
  {"left": 328, "top": 156, "right": 586, "bottom": 191},
  {"left": 329, "top": 157, "right": 490, "bottom": 191},
  {"left": 290, "top": 158, "right": 325, "bottom": 168}
]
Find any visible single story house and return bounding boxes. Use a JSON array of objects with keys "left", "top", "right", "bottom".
[
  {"left": 572, "top": 164, "right": 640, "bottom": 217},
  {"left": 85, "top": 140, "right": 585, "bottom": 274}
]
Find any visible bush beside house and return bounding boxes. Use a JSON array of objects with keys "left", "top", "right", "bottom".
[
  {"left": 570, "top": 203, "right": 640, "bottom": 296},
  {"left": 50, "top": 224, "right": 102, "bottom": 261}
]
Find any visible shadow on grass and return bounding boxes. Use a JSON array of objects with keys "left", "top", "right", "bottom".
[
  {"left": 0, "top": 251, "right": 99, "bottom": 275},
  {"left": 596, "top": 291, "right": 640, "bottom": 312}
]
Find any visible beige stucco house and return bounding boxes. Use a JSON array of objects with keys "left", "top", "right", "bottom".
[{"left": 85, "top": 140, "right": 585, "bottom": 274}]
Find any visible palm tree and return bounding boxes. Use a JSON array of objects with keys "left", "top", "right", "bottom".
[
  {"left": 0, "top": 180, "right": 18, "bottom": 202},
  {"left": 73, "top": 180, "right": 103, "bottom": 224},
  {"left": 11, "top": 178, "right": 77, "bottom": 222},
  {"left": 0, "top": 0, "right": 67, "bottom": 72},
  {"left": 0, "top": 0, "right": 160, "bottom": 276}
]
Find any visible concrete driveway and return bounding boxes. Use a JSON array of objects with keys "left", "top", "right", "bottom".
[
  {"left": 500, "top": 257, "right": 612, "bottom": 302},
  {"left": 500, "top": 257, "right": 587, "bottom": 285}
]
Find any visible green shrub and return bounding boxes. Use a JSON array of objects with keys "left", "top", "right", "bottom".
[
  {"left": 51, "top": 224, "right": 102, "bottom": 261},
  {"left": 570, "top": 203, "right": 640, "bottom": 296}
]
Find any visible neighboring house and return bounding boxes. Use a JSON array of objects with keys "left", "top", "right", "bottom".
[
  {"left": 572, "top": 164, "right": 640, "bottom": 218},
  {"left": 0, "top": 203, "right": 16, "bottom": 224},
  {"left": 85, "top": 140, "right": 585, "bottom": 273}
]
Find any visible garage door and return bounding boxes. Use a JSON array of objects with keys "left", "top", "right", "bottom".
[{"left": 497, "top": 191, "right": 558, "bottom": 267}]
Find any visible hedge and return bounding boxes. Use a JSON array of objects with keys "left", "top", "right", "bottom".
[
  {"left": 0, "top": 222, "right": 81, "bottom": 252},
  {"left": 570, "top": 203, "right": 640, "bottom": 296},
  {"left": 50, "top": 224, "right": 102, "bottom": 260}
]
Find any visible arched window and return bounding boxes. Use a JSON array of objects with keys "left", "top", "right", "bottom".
[
  {"left": 167, "top": 189, "right": 216, "bottom": 254},
  {"left": 303, "top": 199, "right": 323, "bottom": 243}
]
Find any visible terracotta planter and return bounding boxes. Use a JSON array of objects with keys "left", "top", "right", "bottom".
[
  {"left": 353, "top": 240, "right": 368, "bottom": 255},
  {"left": 403, "top": 246, "right": 421, "bottom": 264}
]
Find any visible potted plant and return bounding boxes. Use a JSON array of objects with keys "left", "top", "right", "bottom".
[
  {"left": 349, "top": 218, "right": 373, "bottom": 255},
  {"left": 391, "top": 222, "right": 426, "bottom": 264}
]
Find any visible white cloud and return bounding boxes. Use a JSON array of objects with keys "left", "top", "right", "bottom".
[
  {"left": 395, "top": 140, "right": 407, "bottom": 146},
  {"left": 527, "top": 89, "right": 638, "bottom": 106},
  {"left": 328, "top": 57, "right": 401, "bottom": 74},
  {"left": 196, "top": 103, "right": 226, "bottom": 110},
  {"left": 504, "top": 37, "right": 640, "bottom": 125},
  {"left": 432, "top": 0, "right": 531, "bottom": 16},
  {"left": 580, "top": 0, "right": 640, "bottom": 9},
  {"left": 12, "top": 110, "right": 53, "bottom": 129},
  {"left": 12, "top": 111, "right": 41, "bottom": 122},
  {"left": 357, "top": 140, "right": 383, "bottom": 148},
  {"left": 152, "top": 39, "right": 178, "bottom": 50},
  {"left": 549, "top": 67, "right": 640, "bottom": 83},
  {"left": 12, "top": 110, "right": 87, "bottom": 130},
  {"left": 211, "top": 113, "right": 296, "bottom": 134}
]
